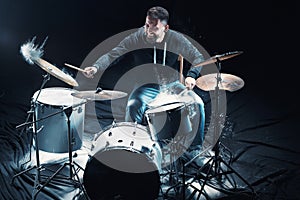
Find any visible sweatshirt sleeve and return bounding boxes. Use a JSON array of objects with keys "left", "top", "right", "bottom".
[
  {"left": 174, "top": 33, "right": 204, "bottom": 79},
  {"left": 93, "top": 32, "right": 138, "bottom": 71}
]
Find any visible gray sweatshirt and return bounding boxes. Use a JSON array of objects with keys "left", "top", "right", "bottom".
[{"left": 93, "top": 27, "right": 204, "bottom": 82}]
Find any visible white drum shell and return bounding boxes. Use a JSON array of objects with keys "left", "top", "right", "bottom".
[{"left": 90, "top": 122, "right": 162, "bottom": 173}]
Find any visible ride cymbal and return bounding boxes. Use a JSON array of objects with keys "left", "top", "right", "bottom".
[{"left": 196, "top": 73, "right": 244, "bottom": 92}]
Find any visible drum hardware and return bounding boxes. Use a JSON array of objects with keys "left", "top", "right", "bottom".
[
  {"left": 11, "top": 73, "right": 52, "bottom": 198},
  {"left": 30, "top": 103, "right": 89, "bottom": 200},
  {"left": 184, "top": 53, "right": 256, "bottom": 199},
  {"left": 13, "top": 101, "right": 89, "bottom": 199},
  {"left": 11, "top": 73, "right": 89, "bottom": 199},
  {"left": 145, "top": 90, "right": 203, "bottom": 198},
  {"left": 160, "top": 135, "right": 189, "bottom": 199}
]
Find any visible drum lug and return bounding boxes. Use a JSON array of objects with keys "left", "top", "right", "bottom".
[
  {"left": 130, "top": 141, "right": 134, "bottom": 146},
  {"left": 141, "top": 146, "right": 150, "bottom": 154},
  {"left": 149, "top": 151, "right": 155, "bottom": 160},
  {"left": 77, "top": 106, "right": 83, "bottom": 113},
  {"left": 105, "top": 141, "right": 110, "bottom": 148},
  {"left": 41, "top": 104, "right": 44, "bottom": 114},
  {"left": 60, "top": 106, "right": 64, "bottom": 116},
  {"left": 188, "top": 103, "right": 196, "bottom": 118},
  {"left": 90, "top": 143, "right": 95, "bottom": 151}
]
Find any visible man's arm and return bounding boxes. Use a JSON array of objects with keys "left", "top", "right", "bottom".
[{"left": 82, "top": 32, "right": 138, "bottom": 78}]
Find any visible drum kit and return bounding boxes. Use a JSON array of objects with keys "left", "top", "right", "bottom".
[{"left": 13, "top": 48, "right": 249, "bottom": 199}]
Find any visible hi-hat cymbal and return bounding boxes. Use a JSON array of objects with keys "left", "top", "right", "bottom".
[
  {"left": 196, "top": 73, "right": 245, "bottom": 92},
  {"left": 194, "top": 51, "right": 243, "bottom": 67},
  {"left": 35, "top": 58, "right": 79, "bottom": 87},
  {"left": 71, "top": 89, "right": 128, "bottom": 101}
]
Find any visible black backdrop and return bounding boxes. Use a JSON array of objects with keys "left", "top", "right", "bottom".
[
  {"left": 0, "top": 0, "right": 299, "bottom": 123},
  {"left": 0, "top": 0, "right": 299, "bottom": 199}
]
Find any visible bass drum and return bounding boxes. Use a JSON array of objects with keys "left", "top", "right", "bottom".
[{"left": 83, "top": 122, "right": 162, "bottom": 200}]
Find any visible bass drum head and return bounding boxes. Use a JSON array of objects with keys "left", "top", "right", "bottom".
[{"left": 83, "top": 150, "right": 160, "bottom": 200}]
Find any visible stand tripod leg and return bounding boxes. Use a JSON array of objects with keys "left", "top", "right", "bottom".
[
  {"left": 73, "top": 161, "right": 85, "bottom": 171},
  {"left": 32, "top": 161, "right": 89, "bottom": 200},
  {"left": 187, "top": 153, "right": 256, "bottom": 200},
  {"left": 216, "top": 157, "right": 255, "bottom": 193},
  {"left": 71, "top": 163, "right": 89, "bottom": 199},
  {"left": 186, "top": 156, "right": 215, "bottom": 199},
  {"left": 11, "top": 165, "right": 38, "bottom": 185},
  {"left": 32, "top": 162, "right": 67, "bottom": 199},
  {"left": 31, "top": 106, "right": 89, "bottom": 200},
  {"left": 12, "top": 74, "right": 50, "bottom": 187}
]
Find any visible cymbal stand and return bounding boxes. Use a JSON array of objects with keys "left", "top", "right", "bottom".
[
  {"left": 161, "top": 135, "right": 189, "bottom": 199},
  {"left": 32, "top": 104, "right": 89, "bottom": 200},
  {"left": 186, "top": 59, "right": 256, "bottom": 199},
  {"left": 11, "top": 73, "right": 50, "bottom": 191}
]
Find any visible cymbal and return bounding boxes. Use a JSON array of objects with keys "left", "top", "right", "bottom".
[
  {"left": 35, "top": 58, "right": 79, "bottom": 87},
  {"left": 71, "top": 89, "right": 128, "bottom": 101},
  {"left": 196, "top": 73, "right": 244, "bottom": 92},
  {"left": 194, "top": 51, "right": 243, "bottom": 67}
]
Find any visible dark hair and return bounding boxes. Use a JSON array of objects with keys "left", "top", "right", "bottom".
[{"left": 147, "top": 6, "right": 169, "bottom": 24}]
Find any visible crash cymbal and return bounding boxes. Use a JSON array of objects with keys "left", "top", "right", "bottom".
[
  {"left": 196, "top": 73, "right": 244, "bottom": 92},
  {"left": 194, "top": 51, "right": 243, "bottom": 67},
  {"left": 71, "top": 89, "right": 128, "bottom": 101},
  {"left": 35, "top": 58, "right": 79, "bottom": 87}
]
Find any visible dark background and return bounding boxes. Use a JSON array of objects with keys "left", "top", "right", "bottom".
[
  {"left": 0, "top": 0, "right": 299, "bottom": 199},
  {"left": 0, "top": 0, "right": 298, "bottom": 123}
]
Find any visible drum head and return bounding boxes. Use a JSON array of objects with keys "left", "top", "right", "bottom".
[
  {"left": 146, "top": 102, "right": 184, "bottom": 114},
  {"left": 32, "top": 87, "right": 84, "bottom": 106},
  {"left": 147, "top": 92, "right": 181, "bottom": 108},
  {"left": 83, "top": 150, "right": 160, "bottom": 200}
]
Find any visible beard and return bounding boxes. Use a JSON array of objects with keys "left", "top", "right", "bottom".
[{"left": 145, "top": 33, "right": 158, "bottom": 44}]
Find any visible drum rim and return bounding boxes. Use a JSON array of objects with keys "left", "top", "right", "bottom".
[
  {"left": 98, "top": 121, "right": 150, "bottom": 135},
  {"left": 89, "top": 137, "right": 162, "bottom": 174},
  {"left": 145, "top": 102, "right": 185, "bottom": 114}
]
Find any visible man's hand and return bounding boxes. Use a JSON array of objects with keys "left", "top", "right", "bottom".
[
  {"left": 185, "top": 77, "right": 196, "bottom": 90},
  {"left": 82, "top": 66, "right": 98, "bottom": 78}
]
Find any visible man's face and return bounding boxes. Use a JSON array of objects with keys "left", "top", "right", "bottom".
[{"left": 144, "top": 16, "right": 167, "bottom": 43}]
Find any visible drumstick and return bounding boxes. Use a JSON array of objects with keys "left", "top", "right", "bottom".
[
  {"left": 64, "top": 63, "right": 86, "bottom": 72},
  {"left": 178, "top": 54, "right": 184, "bottom": 84}
]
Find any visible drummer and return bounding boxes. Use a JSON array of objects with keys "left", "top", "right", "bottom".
[{"left": 82, "top": 6, "right": 206, "bottom": 165}]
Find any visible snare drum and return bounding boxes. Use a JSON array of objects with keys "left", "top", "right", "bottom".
[
  {"left": 32, "top": 87, "right": 86, "bottom": 153},
  {"left": 145, "top": 102, "right": 192, "bottom": 143},
  {"left": 83, "top": 122, "right": 162, "bottom": 200}
]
